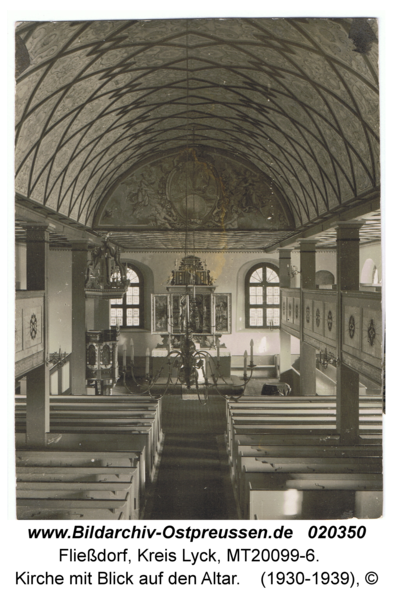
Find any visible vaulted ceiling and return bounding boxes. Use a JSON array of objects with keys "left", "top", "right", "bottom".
[{"left": 15, "top": 18, "right": 380, "bottom": 250}]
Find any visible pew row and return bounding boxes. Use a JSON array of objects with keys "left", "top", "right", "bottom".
[
  {"left": 15, "top": 449, "right": 144, "bottom": 520},
  {"left": 224, "top": 397, "right": 383, "bottom": 520}
]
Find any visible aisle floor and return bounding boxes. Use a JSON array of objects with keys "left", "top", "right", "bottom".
[{"left": 145, "top": 395, "right": 239, "bottom": 520}]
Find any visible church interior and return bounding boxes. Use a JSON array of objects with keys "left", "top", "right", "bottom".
[{"left": 14, "top": 18, "right": 383, "bottom": 520}]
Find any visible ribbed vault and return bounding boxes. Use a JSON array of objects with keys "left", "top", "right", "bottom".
[{"left": 15, "top": 18, "right": 379, "bottom": 249}]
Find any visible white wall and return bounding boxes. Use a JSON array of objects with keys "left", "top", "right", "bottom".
[{"left": 360, "top": 243, "right": 382, "bottom": 283}]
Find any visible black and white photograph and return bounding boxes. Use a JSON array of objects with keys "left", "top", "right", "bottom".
[{"left": 13, "top": 13, "right": 384, "bottom": 526}]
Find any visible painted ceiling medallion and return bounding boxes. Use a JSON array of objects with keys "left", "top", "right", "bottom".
[
  {"left": 348, "top": 315, "right": 356, "bottom": 339},
  {"left": 367, "top": 319, "right": 376, "bottom": 346},
  {"left": 327, "top": 310, "right": 333, "bottom": 331},
  {"left": 166, "top": 152, "right": 219, "bottom": 224},
  {"left": 29, "top": 313, "right": 37, "bottom": 339}
]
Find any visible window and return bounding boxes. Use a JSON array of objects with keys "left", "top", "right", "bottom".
[
  {"left": 246, "top": 263, "right": 280, "bottom": 328},
  {"left": 110, "top": 265, "right": 143, "bottom": 328}
]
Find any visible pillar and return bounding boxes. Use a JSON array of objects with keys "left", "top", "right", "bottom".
[
  {"left": 299, "top": 341, "right": 317, "bottom": 396},
  {"left": 25, "top": 225, "right": 50, "bottom": 445},
  {"left": 71, "top": 241, "right": 88, "bottom": 394},
  {"left": 93, "top": 298, "right": 110, "bottom": 330},
  {"left": 335, "top": 221, "right": 363, "bottom": 443},
  {"left": 26, "top": 364, "right": 50, "bottom": 445},
  {"left": 279, "top": 249, "right": 291, "bottom": 288},
  {"left": 299, "top": 240, "right": 317, "bottom": 395},
  {"left": 279, "top": 249, "right": 292, "bottom": 378},
  {"left": 279, "top": 329, "right": 292, "bottom": 375},
  {"left": 86, "top": 298, "right": 110, "bottom": 330},
  {"left": 299, "top": 239, "right": 317, "bottom": 290}
]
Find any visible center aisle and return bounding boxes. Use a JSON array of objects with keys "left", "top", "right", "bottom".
[{"left": 145, "top": 395, "right": 239, "bottom": 520}]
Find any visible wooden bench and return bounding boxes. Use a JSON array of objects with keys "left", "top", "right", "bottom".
[
  {"left": 16, "top": 395, "right": 163, "bottom": 479},
  {"left": 237, "top": 456, "right": 382, "bottom": 513},
  {"left": 16, "top": 448, "right": 144, "bottom": 515},
  {"left": 17, "top": 498, "right": 129, "bottom": 520},
  {"left": 231, "top": 438, "right": 382, "bottom": 483},
  {"left": 226, "top": 401, "right": 382, "bottom": 464},
  {"left": 16, "top": 477, "right": 138, "bottom": 520},
  {"left": 224, "top": 395, "right": 382, "bottom": 520},
  {"left": 245, "top": 472, "right": 383, "bottom": 520}
]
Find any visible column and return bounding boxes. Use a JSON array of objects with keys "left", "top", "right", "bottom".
[
  {"left": 336, "top": 221, "right": 363, "bottom": 443},
  {"left": 279, "top": 249, "right": 292, "bottom": 377},
  {"left": 279, "top": 329, "right": 292, "bottom": 375},
  {"left": 93, "top": 298, "right": 110, "bottom": 330},
  {"left": 279, "top": 249, "right": 291, "bottom": 288},
  {"left": 299, "top": 341, "right": 317, "bottom": 396},
  {"left": 299, "top": 240, "right": 317, "bottom": 395},
  {"left": 299, "top": 239, "right": 317, "bottom": 290},
  {"left": 71, "top": 241, "right": 88, "bottom": 394},
  {"left": 25, "top": 225, "right": 50, "bottom": 445}
]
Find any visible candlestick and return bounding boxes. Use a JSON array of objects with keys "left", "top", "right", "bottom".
[
  {"left": 250, "top": 339, "right": 254, "bottom": 366},
  {"left": 122, "top": 343, "right": 127, "bottom": 370},
  {"left": 216, "top": 337, "right": 220, "bottom": 360},
  {"left": 243, "top": 350, "right": 248, "bottom": 379},
  {"left": 145, "top": 347, "right": 150, "bottom": 376},
  {"left": 205, "top": 359, "right": 209, "bottom": 385},
  {"left": 130, "top": 338, "right": 134, "bottom": 363}
]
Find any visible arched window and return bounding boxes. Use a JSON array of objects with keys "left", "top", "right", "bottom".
[
  {"left": 110, "top": 264, "right": 143, "bottom": 328},
  {"left": 246, "top": 263, "right": 280, "bottom": 328}
]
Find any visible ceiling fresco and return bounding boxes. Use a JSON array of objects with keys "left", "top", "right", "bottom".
[
  {"left": 15, "top": 18, "right": 379, "bottom": 250},
  {"left": 94, "top": 147, "right": 294, "bottom": 231}
]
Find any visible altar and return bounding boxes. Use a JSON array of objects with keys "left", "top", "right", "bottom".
[
  {"left": 151, "top": 347, "right": 231, "bottom": 379},
  {"left": 150, "top": 256, "right": 232, "bottom": 383}
]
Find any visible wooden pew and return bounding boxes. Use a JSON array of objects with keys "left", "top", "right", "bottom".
[
  {"left": 245, "top": 473, "right": 383, "bottom": 520},
  {"left": 15, "top": 441, "right": 146, "bottom": 496},
  {"left": 15, "top": 395, "right": 163, "bottom": 480},
  {"left": 224, "top": 396, "right": 382, "bottom": 520},
  {"left": 16, "top": 466, "right": 139, "bottom": 519},
  {"left": 225, "top": 399, "right": 382, "bottom": 468},
  {"left": 16, "top": 481, "right": 136, "bottom": 520},
  {"left": 231, "top": 437, "right": 382, "bottom": 483},
  {"left": 17, "top": 498, "right": 129, "bottom": 520},
  {"left": 237, "top": 456, "right": 382, "bottom": 512},
  {"left": 15, "top": 449, "right": 145, "bottom": 518}
]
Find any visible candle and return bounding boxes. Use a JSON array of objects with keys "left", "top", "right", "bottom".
[
  {"left": 130, "top": 338, "right": 134, "bottom": 363},
  {"left": 216, "top": 337, "right": 220, "bottom": 360},
  {"left": 122, "top": 342, "right": 127, "bottom": 370},
  {"left": 205, "top": 359, "right": 209, "bottom": 384},
  {"left": 244, "top": 350, "right": 248, "bottom": 378},
  {"left": 145, "top": 347, "right": 150, "bottom": 375},
  {"left": 250, "top": 339, "right": 254, "bottom": 366}
]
